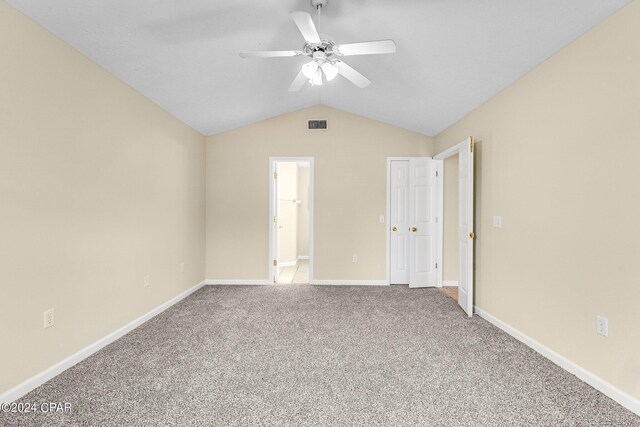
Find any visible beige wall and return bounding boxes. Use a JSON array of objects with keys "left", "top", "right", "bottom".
[
  {"left": 277, "top": 162, "right": 298, "bottom": 263},
  {"left": 443, "top": 155, "right": 459, "bottom": 282},
  {"left": 0, "top": 2, "right": 206, "bottom": 396},
  {"left": 206, "top": 105, "right": 433, "bottom": 280},
  {"left": 297, "top": 165, "right": 310, "bottom": 258},
  {"left": 435, "top": 0, "right": 640, "bottom": 399}
]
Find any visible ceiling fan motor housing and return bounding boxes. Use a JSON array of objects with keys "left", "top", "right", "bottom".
[
  {"left": 303, "top": 39, "right": 336, "bottom": 57},
  {"left": 311, "top": 0, "right": 328, "bottom": 8}
]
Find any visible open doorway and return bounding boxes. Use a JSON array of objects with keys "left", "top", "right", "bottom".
[
  {"left": 269, "top": 158, "right": 314, "bottom": 284},
  {"left": 435, "top": 137, "right": 475, "bottom": 316},
  {"left": 441, "top": 154, "right": 459, "bottom": 302}
]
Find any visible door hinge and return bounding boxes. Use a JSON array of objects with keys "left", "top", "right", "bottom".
[
  {"left": 273, "top": 171, "right": 278, "bottom": 179},
  {"left": 436, "top": 170, "right": 438, "bottom": 177},
  {"left": 436, "top": 217, "right": 438, "bottom": 223},
  {"left": 273, "top": 216, "right": 278, "bottom": 223},
  {"left": 470, "top": 136, "right": 474, "bottom": 152},
  {"left": 273, "top": 260, "right": 277, "bottom": 266},
  {"left": 435, "top": 262, "right": 438, "bottom": 269}
]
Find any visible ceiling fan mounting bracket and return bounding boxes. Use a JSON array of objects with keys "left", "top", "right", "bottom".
[{"left": 311, "top": 0, "right": 328, "bottom": 9}]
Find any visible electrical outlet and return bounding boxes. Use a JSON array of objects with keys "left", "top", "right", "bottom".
[
  {"left": 596, "top": 316, "right": 608, "bottom": 337},
  {"left": 379, "top": 215, "right": 385, "bottom": 224},
  {"left": 144, "top": 274, "right": 150, "bottom": 287},
  {"left": 43, "top": 308, "right": 54, "bottom": 329},
  {"left": 352, "top": 255, "right": 358, "bottom": 263},
  {"left": 180, "top": 262, "right": 185, "bottom": 273},
  {"left": 492, "top": 216, "right": 502, "bottom": 228}
]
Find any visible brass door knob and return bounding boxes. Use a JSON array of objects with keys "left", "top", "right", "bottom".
[
  {"left": 392, "top": 226, "right": 397, "bottom": 232},
  {"left": 469, "top": 232, "right": 475, "bottom": 239},
  {"left": 411, "top": 227, "right": 417, "bottom": 232}
]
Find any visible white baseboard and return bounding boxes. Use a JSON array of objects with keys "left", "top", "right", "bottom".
[
  {"left": 0, "top": 280, "right": 206, "bottom": 404},
  {"left": 310, "top": 280, "right": 389, "bottom": 286},
  {"left": 205, "top": 279, "right": 271, "bottom": 285},
  {"left": 297, "top": 256, "right": 309, "bottom": 261},
  {"left": 475, "top": 307, "right": 640, "bottom": 417},
  {"left": 279, "top": 260, "right": 297, "bottom": 267},
  {"left": 443, "top": 280, "right": 459, "bottom": 286}
]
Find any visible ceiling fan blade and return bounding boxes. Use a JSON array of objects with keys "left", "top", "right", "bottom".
[
  {"left": 239, "top": 50, "right": 303, "bottom": 58},
  {"left": 334, "top": 40, "right": 397, "bottom": 56},
  {"left": 290, "top": 11, "right": 321, "bottom": 44},
  {"left": 335, "top": 61, "right": 371, "bottom": 88},
  {"left": 288, "top": 70, "right": 308, "bottom": 92}
]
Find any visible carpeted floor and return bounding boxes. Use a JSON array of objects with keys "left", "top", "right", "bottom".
[{"left": 2, "top": 285, "right": 638, "bottom": 426}]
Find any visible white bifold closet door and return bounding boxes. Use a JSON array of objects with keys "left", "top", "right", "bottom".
[
  {"left": 390, "top": 158, "right": 437, "bottom": 288},
  {"left": 390, "top": 161, "right": 410, "bottom": 284}
]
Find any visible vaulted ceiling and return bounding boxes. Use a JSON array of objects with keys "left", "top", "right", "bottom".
[{"left": 6, "top": 0, "right": 630, "bottom": 136}]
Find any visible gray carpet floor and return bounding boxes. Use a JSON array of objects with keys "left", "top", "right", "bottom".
[{"left": 2, "top": 285, "right": 639, "bottom": 426}]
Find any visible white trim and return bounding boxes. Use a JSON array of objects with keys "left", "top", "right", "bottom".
[
  {"left": 0, "top": 280, "right": 206, "bottom": 404},
  {"left": 279, "top": 260, "right": 297, "bottom": 267},
  {"left": 476, "top": 307, "right": 640, "bottom": 417},
  {"left": 435, "top": 159, "right": 444, "bottom": 287},
  {"left": 297, "top": 255, "right": 309, "bottom": 261},
  {"left": 434, "top": 139, "right": 469, "bottom": 161},
  {"left": 310, "top": 280, "right": 389, "bottom": 286},
  {"left": 269, "top": 157, "right": 315, "bottom": 285},
  {"left": 205, "top": 279, "right": 271, "bottom": 285},
  {"left": 385, "top": 159, "right": 392, "bottom": 285},
  {"left": 443, "top": 280, "right": 459, "bottom": 286}
]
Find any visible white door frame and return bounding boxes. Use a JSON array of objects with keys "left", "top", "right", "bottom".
[
  {"left": 269, "top": 157, "right": 315, "bottom": 284},
  {"left": 434, "top": 137, "right": 475, "bottom": 315}
]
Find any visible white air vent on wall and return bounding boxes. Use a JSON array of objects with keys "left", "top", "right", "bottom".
[{"left": 308, "top": 119, "right": 327, "bottom": 130}]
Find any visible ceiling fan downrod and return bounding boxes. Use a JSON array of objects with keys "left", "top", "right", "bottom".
[{"left": 311, "top": 0, "right": 326, "bottom": 34}]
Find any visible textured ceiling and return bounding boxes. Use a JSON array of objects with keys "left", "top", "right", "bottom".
[{"left": 6, "top": 0, "right": 630, "bottom": 136}]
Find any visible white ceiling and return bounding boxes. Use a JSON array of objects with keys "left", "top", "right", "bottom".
[{"left": 7, "top": 0, "right": 630, "bottom": 136}]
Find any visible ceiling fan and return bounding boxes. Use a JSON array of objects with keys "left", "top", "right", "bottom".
[{"left": 239, "top": 0, "right": 396, "bottom": 91}]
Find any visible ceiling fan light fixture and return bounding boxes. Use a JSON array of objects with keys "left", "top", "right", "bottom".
[
  {"left": 311, "top": 67, "right": 323, "bottom": 86},
  {"left": 302, "top": 60, "right": 319, "bottom": 79},
  {"left": 321, "top": 61, "right": 338, "bottom": 81}
]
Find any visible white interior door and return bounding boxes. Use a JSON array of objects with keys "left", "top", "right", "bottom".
[
  {"left": 390, "top": 160, "right": 409, "bottom": 284},
  {"left": 272, "top": 162, "right": 280, "bottom": 282},
  {"left": 409, "top": 158, "right": 437, "bottom": 288},
  {"left": 458, "top": 139, "right": 474, "bottom": 316}
]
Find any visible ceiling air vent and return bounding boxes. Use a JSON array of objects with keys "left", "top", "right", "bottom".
[{"left": 308, "top": 119, "right": 328, "bottom": 130}]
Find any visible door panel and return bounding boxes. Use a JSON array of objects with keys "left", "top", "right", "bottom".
[
  {"left": 272, "top": 162, "right": 280, "bottom": 282},
  {"left": 414, "top": 235, "right": 431, "bottom": 272},
  {"left": 457, "top": 138, "right": 475, "bottom": 316},
  {"left": 390, "top": 161, "right": 409, "bottom": 284},
  {"left": 409, "top": 158, "right": 437, "bottom": 288}
]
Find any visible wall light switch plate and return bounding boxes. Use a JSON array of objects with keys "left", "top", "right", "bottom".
[
  {"left": 144, "top": 274, "right": 150, "bottom": 287},
  {"left": 492, "top": 216, "right": 502, "bottom": 228},
  {"left": 180, "top": 262, "right": 185, "bottom": 273},
  {"left": 44, "top": 308, "right": 54, "bottom": 329},
  {"left": 379, "top": 215, "right": 385, "bottom": 224},
  {"left": 352, "top": 255, "right": 358, "bottom": 263}
]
